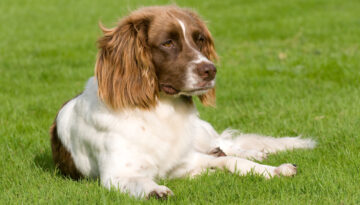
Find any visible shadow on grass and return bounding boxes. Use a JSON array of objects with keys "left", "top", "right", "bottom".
[
  {"left": 33, "top": 151, "right": 89, "bottom": 181},
  {"left": 33, "top": 151, "right": 55, "bottom": 173},
  {"left": 32, "top": 151, "right": 71, "bottom": 179}
]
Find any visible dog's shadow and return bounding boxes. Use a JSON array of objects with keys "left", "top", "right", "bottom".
[
  {"left": 34, "top": 151, "right": 74, "bottom": 180},
  {"left": 33, "top": 151, "right": 97, "bottom": 182},
  {"left": 33, "top": 151, "right": 58, "bottom": 175}
]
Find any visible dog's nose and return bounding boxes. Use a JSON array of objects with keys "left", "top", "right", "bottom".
[{"left": 196, "top": 63, "right": 217, "bottom": 81}]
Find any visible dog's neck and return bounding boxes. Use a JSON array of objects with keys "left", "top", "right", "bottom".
[{"left": 157, "top": 92, "right": 196, "bottom": 113}]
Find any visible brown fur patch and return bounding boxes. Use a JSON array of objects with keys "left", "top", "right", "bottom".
[
  {"left": 50, "top": 95, "right": 83, "bottom": 180},
  {"left": 209, "top": 147, "right": 226, "bottom": 157},
  {"left": 50, "top": 122, "right": 83, "bottom": 180},
  {"left": 181, "top": 95, "right": 194, "bottom": 105},
  {"left": 183, "top": 8, "right": 218, "bottom": 62}
]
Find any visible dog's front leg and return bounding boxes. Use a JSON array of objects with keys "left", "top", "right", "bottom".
[
  {"left": 193, "top": 119, "right": 268, "bottom": 161},
  {"left": 180, "top": 152, "right": 297, "bottom": 179},
  {"left": 99, "top": 157, "right": 173, "bottom": 199}
]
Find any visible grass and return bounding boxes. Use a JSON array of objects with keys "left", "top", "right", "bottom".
[{"left": 1, "top": 0, "right": 360, "bottom": 204}]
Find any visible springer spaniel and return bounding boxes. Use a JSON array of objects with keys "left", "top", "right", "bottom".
[{"left": 50, "top": 6, "right": 315, "bottom": 199}]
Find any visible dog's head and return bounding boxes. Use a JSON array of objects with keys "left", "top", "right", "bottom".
[{"left": 96, "top": 6, "right": 217, "bottom": 110}]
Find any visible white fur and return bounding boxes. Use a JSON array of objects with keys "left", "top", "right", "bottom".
[{"left": 56, "top": 77, "right": 316, "bottom": 198}]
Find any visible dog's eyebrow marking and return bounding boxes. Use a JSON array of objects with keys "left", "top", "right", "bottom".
[
  {"left": 177, "top": 19, "right": 190, "bottom": 47},
  {"left": 176, "top": 19, "right": 211, "bottom": 64}
]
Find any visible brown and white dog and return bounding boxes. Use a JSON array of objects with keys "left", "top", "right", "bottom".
[{"left": 50, "top": 6, "right": 315, "bottom": 199}]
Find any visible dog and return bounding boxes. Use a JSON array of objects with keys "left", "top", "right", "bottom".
[{"left": 50, "top": 6, "right": 315, "bottom": 199}]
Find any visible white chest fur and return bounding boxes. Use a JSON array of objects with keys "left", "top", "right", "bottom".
[{"left": 56, "top": 77, "right": 198, "bottom": 178}]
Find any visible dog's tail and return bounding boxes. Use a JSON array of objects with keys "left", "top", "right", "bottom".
[{"left": 219, "top": 129, "right": 316, "bottom": 154}]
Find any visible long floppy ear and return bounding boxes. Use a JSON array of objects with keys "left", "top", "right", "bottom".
[
  {"left": 185, "top": 9, "right": 218, "bottom": 107},
  {"left": 95, "top": 13, "right": 158, "bottom": 110}
]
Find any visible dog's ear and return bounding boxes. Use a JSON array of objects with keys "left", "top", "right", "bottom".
[
  {"left": 185, "top": 9, "right": 218, "bottom": 107},
  {"left": 96, "top": 13, "right": 158, "bottom": 110},
  {"left": 198, "top": 87, "right": 216, "bottom": 107}
]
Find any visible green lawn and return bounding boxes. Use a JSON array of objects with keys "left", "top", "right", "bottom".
[{"left": 1, "top": 0, "right": 360, "bottom": 204}]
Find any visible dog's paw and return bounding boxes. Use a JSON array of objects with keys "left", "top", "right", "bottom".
[
  {"left": 146, "top": 185, "right": 173, "bottom": 199},
  {"left": 274, "top": 163, "right": 297, "bottom": 177}
]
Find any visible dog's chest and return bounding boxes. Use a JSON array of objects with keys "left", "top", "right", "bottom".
[{"left": 112, "top": 98, "right": 197, "bottom": 174}]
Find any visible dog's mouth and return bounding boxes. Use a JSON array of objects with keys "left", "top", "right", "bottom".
[
  {"left": 160, "top": 83, "right": 213, "bottom": 96},
  {"left": 160, "top": 84, "right": 180, "bottom": 95}
]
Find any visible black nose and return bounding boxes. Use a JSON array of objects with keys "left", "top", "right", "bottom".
[{"left": 196, "top": 63, "right": 217, "bottom": 81}]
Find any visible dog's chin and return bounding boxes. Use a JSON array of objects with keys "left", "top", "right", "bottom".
[
  {"left": 160, "top": 84, "right": 212, "bottom": 96},
  {"left": 179, "top": 87, "right": 212, "bottom": 96},
  {"left": 180, "top": 81, "right": 215, "bottom": 96}
]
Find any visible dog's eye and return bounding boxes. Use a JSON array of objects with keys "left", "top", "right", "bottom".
[
  {"left": 161, "top": 40, "right": 174, "bottom": 48},
  {"left": 197, "top": 35, "right": 205, "bottom": 43}
]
